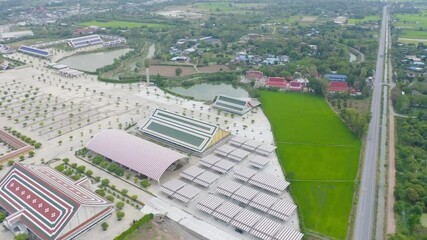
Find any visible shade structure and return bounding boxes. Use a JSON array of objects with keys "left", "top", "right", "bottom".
[
  {"left": 241, "top": 139, "right": 262, "bottom": 151},
  {"left": 196, "top": 194, "right": 224, "bottom": 214},
  {"left": 193, "top": 171, "right": 220, "bottom": 187},
  {"left": 228, "top": 148, "right": 250, "bottom": 162},
  {"left": 173, "top": 184, "right": 201, "bottom": 203},
  {"left": 216, "top": 180, "right": 242, "bottom": 197},
  {"left": 234, "top": 167, "right": 258, "bottom": 182},
  {"left": 255, "top": 143, "right": 277, "bottom": 156},
  {"left": 229, "top": 135, "right": 248, "bottom": 146},
  {"left": 274, "top": 226, "right": 304, "bottom": 240},
  {"left": 161, "top": 179, "right": 187, "bottom": 196},
  {"left": 249, "top": 192, "right": 278, "bottom": 212},
  {"left": 180, "top": 166, "right": 205, "bottom": 181},
  {"left": 248, "top": 172, "right": 290, "bottom": 195},
  {"left": 249, "top": 156, "right": 271, "bottom": 169},
  {"left": 230, "top": 209, "right": 262, "bottom": 232},
  {"left": 250, "top": 217, "right": 282, "bottom": 240},
  {"left": 200, "top": 155, "right": 222, "bottom": 168},
  {"left": 268, "top": 199, "right": 297, "bottom": 220},
  {"left": 230, "top": 185, "right": 259, "bottom": 204},
  {"left": 210, "top": 159, "right": 235, "bottom": 173},
  {"left": 86, "top": 129, "right": 185, "bottom": 182},
  {"left": 212, "top": 201, "right": 242, "bottom": 223},
  {"left": 214, "top": 144, "right": 236, "bottom": 157}
]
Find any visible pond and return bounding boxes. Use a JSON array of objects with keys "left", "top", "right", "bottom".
[
  {"left": 58, "top": 48, "right": 132, "bottom": 72},
  {"left": 168, "top": 83, "right": 249, "bottom": 101}
]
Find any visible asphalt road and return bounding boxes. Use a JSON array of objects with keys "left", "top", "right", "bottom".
[{"left": 353, "top": 6, "right": 389, "bottom": 240}]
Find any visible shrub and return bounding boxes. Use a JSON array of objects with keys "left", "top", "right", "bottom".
[
  {"left": 101, "top": 222, "right": 109, "bottom": 231},
  {"left": 95, "top": 189, "right": 106, "bottom": 197},
  {"left": 85, "top": 170, "right": 93, "bottom": 177},
  {"left": 55, "top": 165, "right": 65, "bottom": 172},
  {"left": 121, "top": 189, "right": 128, "bottom": 195},
  {"left": 94, "top": 176, "right": 101, "bottom": 182},
  {"left": 34, "top": 142, "right": 42, "bottom": 149},
  {"left": 140, "top": 179, "right": 151, "bottom": 188},
  {"left": 113, "top": 214, "right": 153, "bottom": 240},
  {"left": 130, "top": 195, "right": 137, "bottom": 201},
  {"left": 76, "top": 165, "right": 86, "bottom": 173},
  {"left": 116, "top": 211, "right": 125, "bottom": 221},
  {"left": 92, "top": 155, "right": 103, "bottom": 165},
  {"left": 106, "top": 195, "right": 114, "bottom": 202},
  {"left": 8, "top": 160, "right": 14, "bottom": 166},
  {"left": 28, "top": 151, "right": 35, "bottom": 157},
  {"left": 70, "top": 163, "right": 77, "bottom": 168},
  {"left": 19, "top": 155, "right": 25, "bottom": 161},
  {"left": 62, "top": 158, "right": 70, "bottom": 164},
  {"left": 116, "top": 201, "right": 124, "bottom": 210},
  {"left": 0, "top": 212, "right": 5, "bottom": 222},
  {"left": 64, "top": 169, "right": 73, "bottom": 176},
  {"left": 101, "top": 178, "right": 110, "bottom": 187},
  {"left": 71, "top": 175, "right": 80, "bottom": 181}
]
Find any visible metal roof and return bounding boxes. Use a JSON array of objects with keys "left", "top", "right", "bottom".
[
  {"left": 193, "top": 171, "right": 220, "bottom": 187},
  {"left": 161, "top": 179, "right": 187, "bottom": 196},
  {"left": 274, "top": 226, "right": 304, "bottom": 240},
  {"left": 86, "top": 129, "right": 185, "bottom": 182},
  {"left": 140, "top": 109, "right": 222, "bottom": 153},
  {"left": 249, "top": 172, "right": 290, "bottom": 195},
  {"left": 231, "top": 185, "right": 259, "bottom": 204},
  {"left": 250, "top": 217, "right": 282, "bottom": 240},
  {"left": 180, "top": 166, "right": 205, "bottom": 181},
  {"left": 230, "top": 209, "right": 262, "bottom": 232},
  {"left": 211, "top": 159, "right": 235, "bottom": 173},
  {"left": 173, "top": 184, "right": 201, "bottom": 203},
  {"left": 228, "top": 148, "right": 250, "bottom": 162},
  {"left": 212, "top": 201, "right": 242, "bottom": 223},
  {"left": 229, "top": 135, "right": 248, "bottom": 147},
  {"left": 199, "top": 155, "right": 222, "bottom": 168},
  {"left": 249, "top": 156, "right": 271, "bottom": 169},
  {"left": 268, "top": 199, "right": 297, "bottom": 220},
  {"left": 214, "top": 144, "right": 236, "bottom": 157},
  {"left": 217, "top": 180, "right": 243, "bottom": 197},
  {"left": 249, "top": 192, "right": 278, "bottom": 212},
  {"left": 234, "top": 167, "right": 258, "bottom": 182},
  {"left": 255, "top": 143, "right": 277, "bottom": 156},
  {"left": 241, "top": 139, "right": 262, "bottom": 151},
  {"left": 196, "top": 194, "right": 224, "bottom": 214}
]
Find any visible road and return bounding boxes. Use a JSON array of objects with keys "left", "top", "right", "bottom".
[{"left": 353, "top": 6, "right": 389, "bottom": 240}]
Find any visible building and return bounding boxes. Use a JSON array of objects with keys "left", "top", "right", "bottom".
[
  {"left": 328, "top": 81, "right": 349, "bottom": 93},
  {"left": 18, "top": 45, "right": 49, "bottom": 58},
  {"left": 86, "top": 129, "right": 186, "bottom": 182},
  {"left": 0, "top": 163, "right": 113, "bottom": 240},
  {"left": 68, "top": 35, "right": 103, "bottom": 48},
  {"left": 324, "top": 74, "right": 347, "bottom": 82},
  {"left": 0, "top": 31, "right": 33, "bottom": 41},
  {"left": 289, "top": 81, "right": 303, "bottom": 91},
  {"left": 139, "top": 109, "right": 230, "bottom": 156},
  {"left": 265, "top": 77, "right": 288, "bottom": 89},
  {"left": 213, "top": 95, "right": 260, "bottom": 115},
  {"left": 246, "top": 70, "right": 265, "bottom": 80}
]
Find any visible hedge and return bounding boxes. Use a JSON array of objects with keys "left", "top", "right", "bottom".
[{"left": 114, "top": 214, "right": 154, "bottom": 240}]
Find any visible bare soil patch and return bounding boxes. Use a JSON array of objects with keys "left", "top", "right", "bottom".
[
  {"left": 198, "top": 64, "right": 230, "bottom": 73},
  {"left": 149, "top": 65, "right": 197, "bottom": 77}
]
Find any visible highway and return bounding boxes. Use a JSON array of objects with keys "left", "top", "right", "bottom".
[{"left": 353, "top": 6, "right": 389, "bottom": 240}]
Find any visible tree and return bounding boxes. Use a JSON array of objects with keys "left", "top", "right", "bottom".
[
  {"left": 116, "top": 201, "right": 124, "bottom": 210},
  {"left": 62, "top": 158, "right": 70, "bottom": 164},
  {"left": 55, "top": 165, "right": 65, "bottom": 172},
  {"left": 34, "top": 142, "right": 42, "bottom": 149},
  {"left": 101, "top": 222, "right": 109, "bottom": 231},
  {"left": 308, "top": 77, "right": 328, "bottom": 96},
  {"left": 14, "top": 233, "right": 29, "bottom": 240},
  {"left": 0, "top": 212, "right": 5, "bottom": 223},
  {"left": 130, "top": 195, "right": 138, "bottom": 201},
  {"left": 85, "top": 170, "right": 93, "bottom": 177},
  {"left": 76, "top": 165, "right": 86, "bottom": 173},
  {"left": 101, "top": 178, "right": 110, "bottom": 187},
  {"left": 8, "top": 160, "right": 14, "bottom": 166},
  {"left": 116, "top": 211, "right": 125, "bottom": 221},
  {"left": 28, "top": 151, "right": 35, "bottom": 157},
  {"left": 19, "top": 155, "right": 25, "bottom": 161},
  {"left": 121, "top": 189, "right": 128, "bottom": 195},
  {"left": 106, "top": 195, "right": 114, "bottom": 202},
  {"left": 175, "top": 68, "right": 183, "bottom": 76},
  {"left": 140, "top": 179, "right": 151, "bottom": 188}
]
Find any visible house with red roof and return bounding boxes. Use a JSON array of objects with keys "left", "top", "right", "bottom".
[
  {"left": 289, "top": 81, "right": 303, "bottom": 91},
  {"left": 328, "top": 81, "right": 349, "bottom": 93},
  {"left": 0, "top": 163, "right": 114, "bottom": 240},
  {"left": 246, "top": 70, "right": 265, "bottom": 80},
  {"left": 265, "top": 77, "right": 288, "bottom": 89}
]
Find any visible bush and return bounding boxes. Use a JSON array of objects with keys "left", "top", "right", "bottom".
[
  {"left": 19, "top": 155, "right": 25, "bottom": 161},
  {"left": 62, "top": 158, "right": 70, "bottom": 164},
  {"left": 116, "top": 211, "right": 125, "bottom": 221},
  {"left": 64, "top": 169, "right": 73, "bottom": 176},
  {"left": 92, "top": 155, "right": 104, "bottom": 165},
  {"left": 76, "top": 165, "right": 86, "bottom": 173},
  {"left": 140, "top": 179, "right": 151, "bottom": 188},
  {"left": 8, "top": 160, "right": 14, "bottom": 166},
  {"left": 0, "top": 212, "right": 5, "bottom": 222},
  {"left": 116, "top": 201, "right": 125, "bottom": 210},
  {"left": 95, "top": 189, "right": 106, "bottom": 197},
  {"left": 101, "top": 178, "right": 110, "bottom": 187},
  {"left": 113, "top": 214, "right": 153, "bottom": 240},
  {"left": 71, "top": 175, "right": 81, "bottom": 181},
  {"left": 34, "top": 142, "right": 42, "bottom": 149},
  {"left": 130, "top": 195, "right": 138, "bottom": 201},
  {"left": 101, "top": 222, "right": 109, "bottom": 231},
  {"left": 121, "top": 189, "right": 128, "bottom": 195},
  {"left": 85, "top": 170, "right": 93, "bottom": 177},
  {"left": 106, "top": 195, "right": 114, "bottom": 202},
  {"left": 55, "top": 165, "right": 65, "bottom": 172},
  {"left": 94, "top": 176, "right": 101, "bottom": 182},
  {"left": 70, "top": 163, "right": 77, "bottom": 168}
]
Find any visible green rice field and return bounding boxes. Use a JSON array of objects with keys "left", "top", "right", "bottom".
[
  {"left": 260, "top": 92, "right": 361, "bottom": 239},
  {"left": 80, "top": 21, "right": 170, "bottom": 29}
]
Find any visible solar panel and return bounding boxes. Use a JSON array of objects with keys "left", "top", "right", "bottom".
[
  {"left": 250, "top": 217, "right": 282, "bottom": 240},
  {"left": 268, "top": 199, "right": 297, "bottom": 220},
  {"left": 228, "top": 148, "right": 250, "bottom": 162},
  {"left": 214, "top": 144, "right": 236, "bottom": 157},
  {"left": 200, "top": 155, "right": 222, "bottom": 168},
  {"left": 249, "top": 192, "right": 278, "bottom": 212},
  {"left": 193, "top": 171, "right": 219, "bottom": 187},
  {"left": 216, "top": 180, "right": 242, "bottom": 197},
  {"left": 229, "top": 135, "right": 248, "bottom": 147},
  {"left": 234, "top": 167, "right": 258, "bottom": 182},
  {"left": 173, "top": 184, "right": 201, "bottom": 203},
  {"left": 211, "top": 159, "right": 235, "bottom": 173},
  {"left": 230, "top": 209, "right": 262, "bottom": 232},
  {"left": 241, "top": 139, "right": 262, "bottom": 151},
  {"left": 249, "top": 156, "right": 271, "bottom": 169},
  {"left": 255, "top": 143, "right": 277, "bottom": 156},
  {"left": 161, "top": 179, "right": 186, "bottom": 196},
  {"left": 231, "top": 185, "right": 259, "bottom": 204},
  {"left": 212, "top": 201, "right": 242, "bottom": 223},
  {"left": 180, "top": 165, "right": 205, "bottom": 181},
  {"left": 18, "top": 45, "right": 49, "bottom": 57},
  {"left": 248, "top": 172, "right": 290, "bottom": 195},
  {"left": 196, "top": 194, "right": 224, "bottom": 214},
  {"left": 274, "top": 226, "right": 304, "bottom": 240}
]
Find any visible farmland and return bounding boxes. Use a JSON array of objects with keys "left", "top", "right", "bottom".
[
  {"left": 260, "top": 91, "right": 361, "bottom": 239},
  {"left": 347, "top": 15, "right": 381, "bottom": 24},
  {"left": 80, "top": 21, "right": 171, "bottom": 29}
]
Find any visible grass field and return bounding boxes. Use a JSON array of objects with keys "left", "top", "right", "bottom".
[
  {"left": 399, "top": 30, "right": 427, "bottom": 39},
  {"left": 80, "top": 21, "right": 170, "bottom": 29},
  {"left": 347, "top": 15, "right": 381, "bottom": 24},
  {"left": 193, "top": 1, "right": 266, "bottom": 13},
  {"left": 260, "top": 92, "right": 361, "bottom": 239},
  {"left": 395, "top": 12, "right": 427, "bottom": 29}
]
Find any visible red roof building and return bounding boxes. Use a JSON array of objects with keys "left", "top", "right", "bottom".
[
  {"left": 328, "top": 81, "right": 349, "bottom": 93},
  {"left": 246, "top": 70, "right": 265, "bottom": 80},
  {"left": 289, "top": 81, "right": 303, "bottom": 91},
  {"left": 0, "top": 163, "right": 113, "bottom": 240},
  {"left": 266, "top": 77, "right": 288, "bottom": 89}
]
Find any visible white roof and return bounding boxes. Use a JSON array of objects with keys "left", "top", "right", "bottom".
[
  {"left": 242, "top": 139, "right": 262, "bottom": 151},
  {"left": 211, "top": 159, "right": 235, "bottom": 173},
  {"left": 173, "top": 184, "right": 201, "bottom": 203},
  {"left": 249, "top": 156, "right": 270, "bottom": 169},
  {"left": 274, "top": 227, "right": 304, "bottom": 240},
  {"left": 231, "top": 185, "right": 259, "bottom": 204},
  {"left": 86, "top": 129, "right": 185, "bottom": 182},
  {"left": 255, "top": 143, "right": 277, "bottom": 156},
  {"left": 250, "top": 218, "right": 282, "bottom": 240},
  {"left": 214, "top": 144, "right": 236, "bottom": 157},
  {"left": 161, "top": 179, "right": 186, "bottom": 196},
  {"left": 249, "top": 172, "right": 290, "bottom": 195},
  {"left": 212, "top": 201, "right": 242, "bottom": 223},
  {"left": 229, "top": 135, "right": 248, "bottom": 146},
  {"left": 234, "top": 167, "right": 258, "bottom": 182},
  {"left": 230, "top": 209, "right": 262, "bottom": 232},
  {"left": 217, "top": 180, "right": 243, "bottom": 197},
  {"left": 228, "top": 148, "right": 250, "bottom": 162},
  {"left": 193, "top": 171, "right": 220, "bottom": 187},
  {"left": 200, "top": 155, "right": 222, "bottom": 167},
  {"left": 268, "top": 199, "right": 297, "bottom": 220},
  {"left": 180, "top": 165, "right": 205, "bottom": 181},
  {"left": 249, "top": 192, "right": 278, "bottom": 212},
  {"left": 196, "top": 194, "right": 224, "bottom": 214}
]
